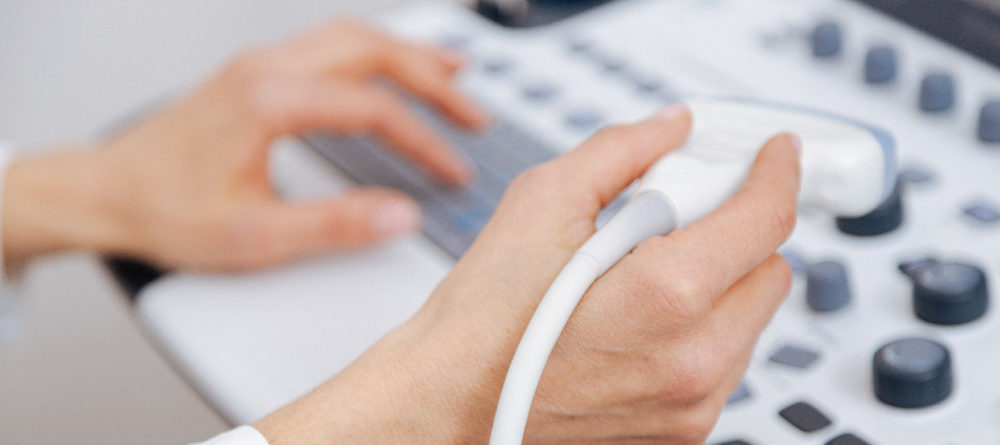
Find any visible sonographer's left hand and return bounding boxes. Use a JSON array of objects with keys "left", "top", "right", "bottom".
[
  {"left": 3, "top": 19, "right": 487, "bottom": 271},
  {"left": 254, "top": 105, "right": 802, "bottom": 444}
]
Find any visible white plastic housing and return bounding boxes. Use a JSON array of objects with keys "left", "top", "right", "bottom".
[{"left": 637, "top": 98, "right": 893, "bottom": 228}]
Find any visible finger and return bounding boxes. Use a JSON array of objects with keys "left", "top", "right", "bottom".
[
  {"left": 552, "top": 105, "right": 692, "bottom": 207},
  {"left": 704, "top": 347, "right": 754, "bottom": 415},
  {"left": 624, "top": 133, "right": 801, "bottom": 302},
  {"left": 269, "top": 80, "right": 474, "bottom": 184},
  {"left": 251, "top": 188, "right": 421, "bottom": 265},
  {"left": 284, "top": 21, "right": 489, "bottom": 129},
  {"left": 377, "top": 45, "right": 489, "bottom": 129},
  {"left": 708, "top": 254, "right": 793, "bottom": 364}
]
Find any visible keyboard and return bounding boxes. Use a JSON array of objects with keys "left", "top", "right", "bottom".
[{"left": 304, "top": 107, "right": 558, "bottom": 258}]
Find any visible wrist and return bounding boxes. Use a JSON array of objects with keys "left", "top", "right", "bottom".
[
  {"left": 3, "top": 147, "right": 140, "bottom": 266},
  {"left": 254, "top": 319, "right": 495, "bottom": 444}
]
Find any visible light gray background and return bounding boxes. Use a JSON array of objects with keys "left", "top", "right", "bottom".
[{"left": 0, "top": 0, "right": 406, "bottom": 443}]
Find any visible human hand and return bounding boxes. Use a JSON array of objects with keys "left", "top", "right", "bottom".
[
  {"left": 3, "top": 19, "right": 487, "bottom": 271},
  {"left": 253, "top": 106, "right": 802, "bottom": 444}
]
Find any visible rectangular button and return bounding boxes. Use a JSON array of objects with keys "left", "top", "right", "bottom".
[{"left": 778, "top": 401, "right": 832, "bottom": 433}]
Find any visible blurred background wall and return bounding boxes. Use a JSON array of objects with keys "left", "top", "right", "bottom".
[{"left": 0, "top": 0, "right": 405, "bottom": 443}]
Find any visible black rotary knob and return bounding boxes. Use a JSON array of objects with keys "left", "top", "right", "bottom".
[
  {"left": 873, "top": 337, "right": 953, "bottom": 408},
  {"left": 909, "top": 261, "right": 989, "bottom": 325}
]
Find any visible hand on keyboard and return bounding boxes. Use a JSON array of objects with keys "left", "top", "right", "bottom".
[
  {"left": 4, "top": 19, "right": 488, "bottom": 271},
  {"left": 254, "top": 106, "right": 803, "bottom": 444}
]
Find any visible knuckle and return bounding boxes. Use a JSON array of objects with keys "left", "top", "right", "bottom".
[
  {"left": 631, "top": 261, "right": 712, "bottom": 323},
  {"left": 662, "top": 355, "right": 719, "bottom": 404},
  {"left": 223, "top": 50, "right": 285, "bottom": 123}
]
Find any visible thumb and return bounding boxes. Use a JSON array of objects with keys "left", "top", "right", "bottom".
[{"left": 257, "top": 188, "right": 422, "bottom": 264}]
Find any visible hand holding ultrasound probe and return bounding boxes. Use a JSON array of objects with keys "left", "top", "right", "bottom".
[{"left": 5, "top": 19, "right": 867, "bottom": 444}]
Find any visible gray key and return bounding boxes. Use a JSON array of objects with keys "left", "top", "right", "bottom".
[{"left": 769, "top": 344, "right": 822, "bottom": 369}]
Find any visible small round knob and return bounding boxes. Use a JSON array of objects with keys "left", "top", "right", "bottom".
[
  {"left": 919, "top": 72, "right": 956, "bottom": 112},
  {"left": 806, "top": 260, "right": 852, "bottom": 312},
  {"left": 873, "top": 337, "right": 953, "bottom": 408},
  {"left": 811, "top": 21, "right": 843, "bottom": 58},
  {"left": 911, "top": 262, "right": 989, "bottom": 325},
  {"left": 836, "top": 180, "right": 904, "bottom": 236},
  {"left": 978, "top": 101, "right": 1000, "bottom": 143},
  {"left": 865, "top": 45, "right": 898, "bottom": 84}
]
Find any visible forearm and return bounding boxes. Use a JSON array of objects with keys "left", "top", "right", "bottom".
[
  {"left": 253, "top": 319, "right": 498, "bottom": 445},
  {"left": 2, "top": 147, "right": 137, "bottom": 268}
]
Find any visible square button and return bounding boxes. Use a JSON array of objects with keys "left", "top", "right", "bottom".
[
  {"left": 778, "top": 401, "right": 832, "bottom": 433},
  {"left": 826, "top": 433, "right": 870, "bottom": 445},
  {"left": 963, "top": 202, "right": 1000, "bottom": 224},
  {"left": 769, "top": 344, "right": 821, "bottom": 369}
]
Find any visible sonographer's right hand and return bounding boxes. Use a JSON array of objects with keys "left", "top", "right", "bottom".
[{"left": 254, "top": 105, "right": 803, "bottom": 444}]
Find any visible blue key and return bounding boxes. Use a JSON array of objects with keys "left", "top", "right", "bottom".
[
  {"left": 483, "top": 57, "right": 514, "bottom": 76},
  {"left": 898, "top": 166, "right": 935, "bottom": 185},
  {"left": 963, "top": 202, "right": 1000, "bottom": 224},
  {"left": 565, "top": 109, "right": 604, "bottom": 130},
  {"left": 865, "top": 45, "right": 898, "bottom": 84}
]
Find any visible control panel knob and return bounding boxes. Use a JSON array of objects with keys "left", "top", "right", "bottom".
[
  {"left": 836, "top": 179, "right": 904, "bottom": 236},
  {"left": 978, "top": 101, "right": 1000, "bottom": 142},
  {"left": 811, "top": 21, "right": 843, "bottom": 58},
  {"left": 806, "top": 260, "right": 852, "bottom": 312},
  {"left": 908, "top": 261, "right": 989, "bottom": 325},
  {"left": 864, "top": 45, "right": 898, "bottom": 84},
  {"left": 919, "top": 72, "right": 956, "bottom": 112},
  {"left": 873, "top": 337, "right": 953, "bottom": 408}
]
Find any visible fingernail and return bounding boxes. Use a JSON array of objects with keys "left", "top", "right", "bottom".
[
  {"left": 372, "top": 199, "right": 421, "bottom": 237},
  {"left": 652, "top": 103, "right": 688, "bottom": 121},
  {"left": 784, "top": 133, "right": 803, "bottom": 156}
]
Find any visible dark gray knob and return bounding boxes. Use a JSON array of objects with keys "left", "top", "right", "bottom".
[
  {"left": 911, "top": 262, "right": 989, "bottom": 325},
  {"left": 978, "top": 101, "right": 1000, "bottom": 143},
  {"left": 811, "top": 21, "right": 843, "bottom": 58},
  {"left": 836, "top": 179, "right": 904, "bottom": 236},
  {"left": 864, "top": 45, "right": 898, "bottom": 84},
  {"left": 873, "top": 337, "right": 953, "bottom": 408},
  {"left": 919, "top": 72, "right": 956, "bottom": 112},
  {"left": 806, "top": 260, "right": 852, "bottom": 312}
]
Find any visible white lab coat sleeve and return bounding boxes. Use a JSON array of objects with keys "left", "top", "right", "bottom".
[{"left": 191, "top": 426, "right": 270, "bottom": 445}]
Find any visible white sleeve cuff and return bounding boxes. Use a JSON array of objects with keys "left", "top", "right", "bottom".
[{"left": 192, "top": 426, "right": 269, "bottom": 445}]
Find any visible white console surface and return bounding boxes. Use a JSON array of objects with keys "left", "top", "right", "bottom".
[{"left": 137, "top": 1, "right": 1000, "bottom": 442}]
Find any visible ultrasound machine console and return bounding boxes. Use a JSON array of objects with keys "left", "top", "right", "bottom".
[{"left": 128, "top": 1, "right": 1000, "bottom": 443}]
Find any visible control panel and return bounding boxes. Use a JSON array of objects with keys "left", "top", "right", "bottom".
[{"left": 370, "top": 0, "right": 1000, "bottom": 443}]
